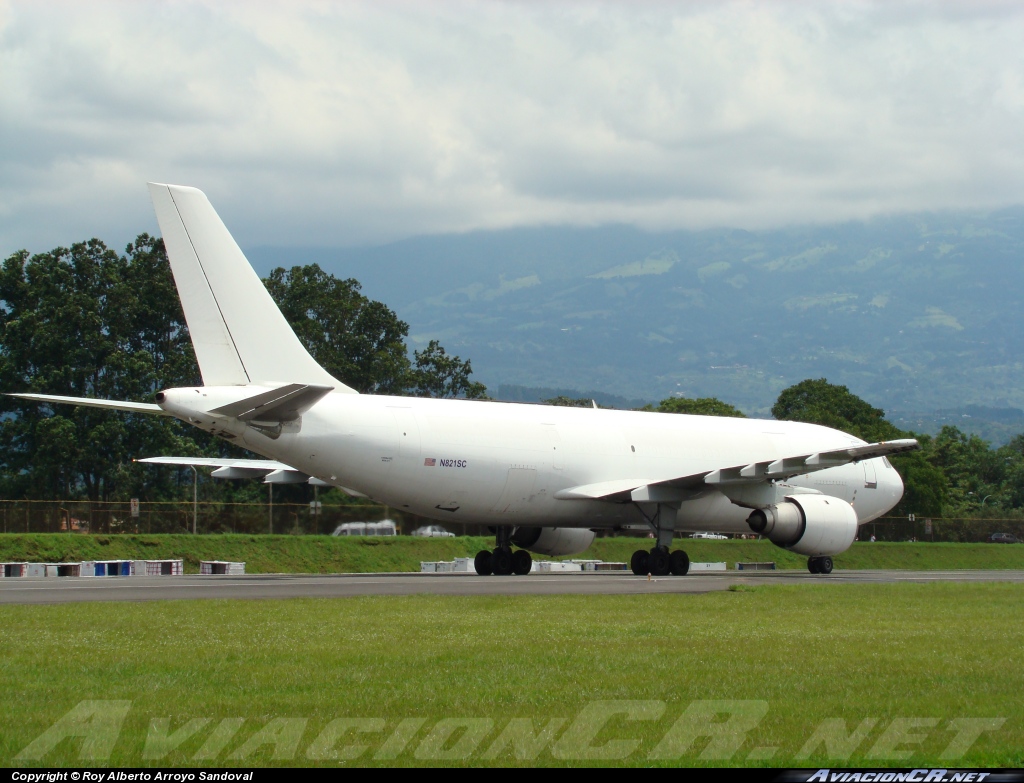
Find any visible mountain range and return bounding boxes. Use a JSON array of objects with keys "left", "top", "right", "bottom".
[{"left": 247, "top": 207, "right": 1024, "bottom": 442}]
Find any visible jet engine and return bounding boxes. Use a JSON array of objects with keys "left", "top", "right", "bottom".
[
  {"left": 745, "top": 494, "right": 858, "bottom": 556},
  {"left": 511, "top": 527, "right": 596, "bottom": 557}
]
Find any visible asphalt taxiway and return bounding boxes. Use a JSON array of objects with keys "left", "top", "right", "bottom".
[{"left": 1, "top": 569, "right": 1022, "bottom": 605}]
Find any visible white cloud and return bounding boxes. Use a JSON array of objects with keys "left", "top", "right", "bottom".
[{"left": 1, "top": 0, "right": 1023, "bottom": 253}]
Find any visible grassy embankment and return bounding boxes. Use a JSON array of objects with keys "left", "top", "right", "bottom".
[
  {"left": 1, "top": 533, "right": 1023, "bottom": 572},
  {"left": 1, "top": 583, "right": 1021, "bottom": 767}
]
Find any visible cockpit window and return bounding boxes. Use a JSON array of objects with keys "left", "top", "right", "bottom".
[{"left": 883, "top": 457, "right": 892, "bottom": 468}]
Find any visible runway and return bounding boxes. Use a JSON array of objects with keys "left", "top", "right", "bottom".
[{"left": 1, "top": 569, "right": 1023, "bottom": 605}]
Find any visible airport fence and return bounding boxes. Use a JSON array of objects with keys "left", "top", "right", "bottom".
[
  {"left": 0, "top": 500, "right": 1021, "bottom": 542},
  {"left": 864, "top": 515, "right": 1024, "bottom": 543},
  {"left": 0, "top": 499, "right": 466, "bottom": 537}
]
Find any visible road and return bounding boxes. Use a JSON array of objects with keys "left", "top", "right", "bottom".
[{"left": 2, "top": 569, "right": 1022, "bottom": 604}]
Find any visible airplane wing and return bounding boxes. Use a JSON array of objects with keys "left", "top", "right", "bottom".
[
  {"left": 7, "top": 393, "right": 167, "bottom": 415},
  {"left": 554, "top": 438, "right": 920, "bottom": 502},
  {"left": 135, "top": 456, "right": 336, "bottom": 488}
]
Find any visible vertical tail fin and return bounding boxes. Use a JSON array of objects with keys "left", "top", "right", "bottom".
[{"left": 148, "top": 183, "right": 356, "bottom": 393}]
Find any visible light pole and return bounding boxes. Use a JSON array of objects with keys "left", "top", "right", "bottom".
[
  {"left": 968, "top": 491, "right": 996, "bottom": 508},
  {"left": 190, "top": 466, "right": 198, "bottom": 534}
]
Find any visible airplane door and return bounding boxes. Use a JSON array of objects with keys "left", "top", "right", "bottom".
[
  {"left": 541, "top": 423, "right": 563, "bottom": 470},
  {"left": 390, "top": 407, "right": 421, "bottom": 459},
  {"left": 389, "top": 407, "right": 422, "bottom": 493},
  {"left": 863, "top": 459, "right": 877, "bottom": 488}
]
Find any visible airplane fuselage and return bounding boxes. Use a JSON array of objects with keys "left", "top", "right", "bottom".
[{"left": 159, "top": 386, "right": 904, "bottom": 534}]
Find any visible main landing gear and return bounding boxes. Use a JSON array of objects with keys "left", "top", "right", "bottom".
[
  {"left": 630, "top": 503, "right": 690, "bottom": 576},
  {"left": 474, "top": 527, "right": 533, "bottom": 576},
  {"left": 630, "top": 547, "right": 690, "bottom": 576},
  {"left": 807, "top": 556, "right": 833, "bottom": 574}
]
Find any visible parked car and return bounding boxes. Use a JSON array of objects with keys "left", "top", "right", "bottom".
[
  {"left": 690, "top": 532, "right": 728, "bottom": 539},
  {"left": 989, "top": 532, "right": 1021, "bottom": 544},
  {"left": 411, "top": 525, "right": 455, "bottom": 538},
  {"left": 332, "top": 520, "right": 397, "bottom": 537}
]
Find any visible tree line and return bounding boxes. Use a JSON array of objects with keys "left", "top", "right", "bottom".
[
  {"left": 0, "top": 235, "right": 484, "bottom": 503},
  {"left": 2, "top": 234, "right": 1021, "bottom": 521},
  {"left": 639, "top": 379, "right": 1023, "bottom": 520}
]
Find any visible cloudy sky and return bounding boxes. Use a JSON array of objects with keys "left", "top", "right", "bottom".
[{"left": 2, "top": 1, "right": 1023, "bottom": 253}]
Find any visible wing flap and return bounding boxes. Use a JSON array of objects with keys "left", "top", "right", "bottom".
[{"left": 553, "top": 479, "right": 650, "bottom": 500}]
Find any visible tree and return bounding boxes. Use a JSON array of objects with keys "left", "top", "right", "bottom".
[
  {"left": 0, "top": 244, "right": 492, "bottom": 501},
  {"left": 543, "top": 396, "right": 599, "bottom": 408},
  {"left": 408, "top": 340, "right": 488, "bottom": 399},
  {"left": 0, "top": 236, "right": 202, "bottom": 501},
  {"left": 263, "top": 265, "right": 412, "bottom": 394},
  {"left": 771, "top": 378, "right": 947, "bottom": 517},
  {"left": 889, "top": 439, "right": 947, "bottom": 518},
  {"left": 650, "top": 396, "right": 746, "bottom": 417},
  {"left": 929, "top": 426, "right": 1005, "bottom": 512},
  {"left": 266, "top": 265, "right": 488, "bottom": 399},
  {"left": 996, "top": 434, "right": 1024, "bottom": 509},
  {"left": 772, "top": 378, "right": 901, "bottom": 442}
]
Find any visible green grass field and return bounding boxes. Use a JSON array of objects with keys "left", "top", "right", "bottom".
[
  {"left": 2, "top": 533, "right": 1024, "bottom": 573},
  {"left": 2, "top": 584, "right": 1022, "bottom": 767}
]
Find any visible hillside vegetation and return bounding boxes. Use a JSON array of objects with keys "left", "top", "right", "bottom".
[
  {"left": 254, "top": 207, "right": 1024, "bottom": 416},
  {"left": 1, "top": 534, "right": 1022, "bottom": 574}
]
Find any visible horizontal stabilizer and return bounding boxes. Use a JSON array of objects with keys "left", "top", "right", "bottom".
[
  {"left": 136, "top": 456, "right": 324, "bottom": 485},
  {"left": 137, "top": 456, "right": 289, "bottom": 469},
  {"left": 209, "top": 383, "right": 333, "bottom": 422},
  {"left": 8, "top": 393, "right": 167, "bottom": 415}
]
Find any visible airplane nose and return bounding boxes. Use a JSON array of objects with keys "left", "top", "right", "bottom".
[{"left": 885, "top": 463, "right": 905, "bottom": 511}]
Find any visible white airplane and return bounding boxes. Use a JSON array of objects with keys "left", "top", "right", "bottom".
[{"left": 13, "top": 184, "right": 918, "bottom": 576}]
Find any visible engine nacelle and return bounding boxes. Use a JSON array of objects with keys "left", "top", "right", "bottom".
[
  {"left": 511, "top": 527, "right": 596, "bottom": 557},
  {"left": 746, "top": 494, "right": 858, "bottom": 556}
]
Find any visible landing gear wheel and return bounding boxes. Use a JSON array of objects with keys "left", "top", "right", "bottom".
[
  {"left": 630, "top": 550, "right": 649, "bottom": 575},
  {"left": 808, "top": 556, "right": 834, "bottom": 574},
  {"left": 512, "top": 549, "right": 533, "bottom": 575},
  {"left": 474, "top": 550, "right": 493, "bottom": 576},
  {"left": 648, "top": 547, "right": 670, "bottom": 576},
  {"left": 491, "top": 547, "right": 514, "bottom": 576},
  {"left": 669, "top": 549, "right": 690, "bottom": 576}
]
